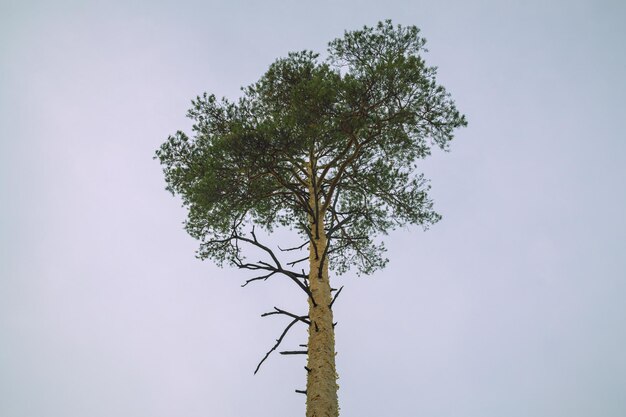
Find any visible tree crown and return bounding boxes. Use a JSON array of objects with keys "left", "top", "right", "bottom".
[{"left": 156, "top": 20, "right": 467, "bottom": 275}]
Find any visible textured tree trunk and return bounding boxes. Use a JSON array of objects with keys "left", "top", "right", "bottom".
[{"left": 305, "top": 166, "right": 339, "bottom": 417}]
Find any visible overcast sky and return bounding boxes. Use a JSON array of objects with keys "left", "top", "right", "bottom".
[{"left": 1, "top": 1, "right": 625, "bottom": 416}]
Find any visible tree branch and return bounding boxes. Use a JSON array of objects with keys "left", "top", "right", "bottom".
[
  {"left": 287, "top": 255, "right": 309, "bottom": 267},
  {"left": 241, "top": 271, "right": 277, "bottom": 287},
  {"left": 254, "top": 317, "right": 302, "bottom": 375},
  {"left": 262, "top": 307, "right": 311, "bottom": 326},
  {"left": 214, "top": 227, "right": 317, "bottom": 305},
  {"left": 278, "top": 241, "right": 308, "bottom": 252},
  {"left": 329, "top": 285, "right": 344, "bottom": 309}
]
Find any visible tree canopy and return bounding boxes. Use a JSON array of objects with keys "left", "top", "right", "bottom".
[{"left": 156, "top": 20, "right": 467, "bottom": 277}]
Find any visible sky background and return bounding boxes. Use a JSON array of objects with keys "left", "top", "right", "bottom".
[{"left": 1, "top": 1, "right": 625, "bottom": 416}]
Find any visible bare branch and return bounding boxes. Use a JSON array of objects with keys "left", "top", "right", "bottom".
[
  {"left": 254, "top": 318, "right": 301, "bottom": 375},
  {"left": 287, "top": 255, "right": 309, "bottom": 267},
  {"left": 278, "top": 241, "right": 308, "bottom": 252},
  {"left": 213, "top": 229, "right": 317, "bottom": 305},
  {"left": 241, "top": 271, "right": 276, "bottom": 287},
  {"left": 329, "top": 285, "right": 344, "bottom": 309},
  {"left": 261, "top": 307, "right": 311, "bottom": 326},
  {"left": 280, "top": 350, "right": 308, "bottom": 355}
]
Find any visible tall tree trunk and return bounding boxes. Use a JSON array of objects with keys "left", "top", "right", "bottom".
[{"left": 306, "top": 165, "right": 339, "bottom": 417}]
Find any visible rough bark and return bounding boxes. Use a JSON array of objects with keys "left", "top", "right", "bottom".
[{"left": 305, "top": 164, "right": 339, "bottom": 417}]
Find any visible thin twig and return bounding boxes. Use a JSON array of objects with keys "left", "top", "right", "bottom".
[
  {"left": 241, "top": 271, "right": 276, "bottom": 287},
  {"left": 329, "top": 286, "right": 344, "bottom": 309},
  {"left": 261, "top": 307, "right": 311, "bottom": 326},
  {"left": 287, "top": 255, "right": 309, "bottom": 267},
  {"left": 278, "top": 242, "right": 308, "bottom": 252}
]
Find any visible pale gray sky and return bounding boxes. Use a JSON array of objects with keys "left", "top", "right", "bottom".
[{"left": 1, "top": 1, "right": 625, "bottom": 416}]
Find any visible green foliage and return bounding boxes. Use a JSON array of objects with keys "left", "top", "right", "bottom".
[{"left": 156, "top": 20, "right": 467, "bottom": 275}]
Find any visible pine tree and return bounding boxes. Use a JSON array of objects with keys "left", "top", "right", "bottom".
[{"left": 156, "top": 20, "right": 466, "bottom": 417}]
